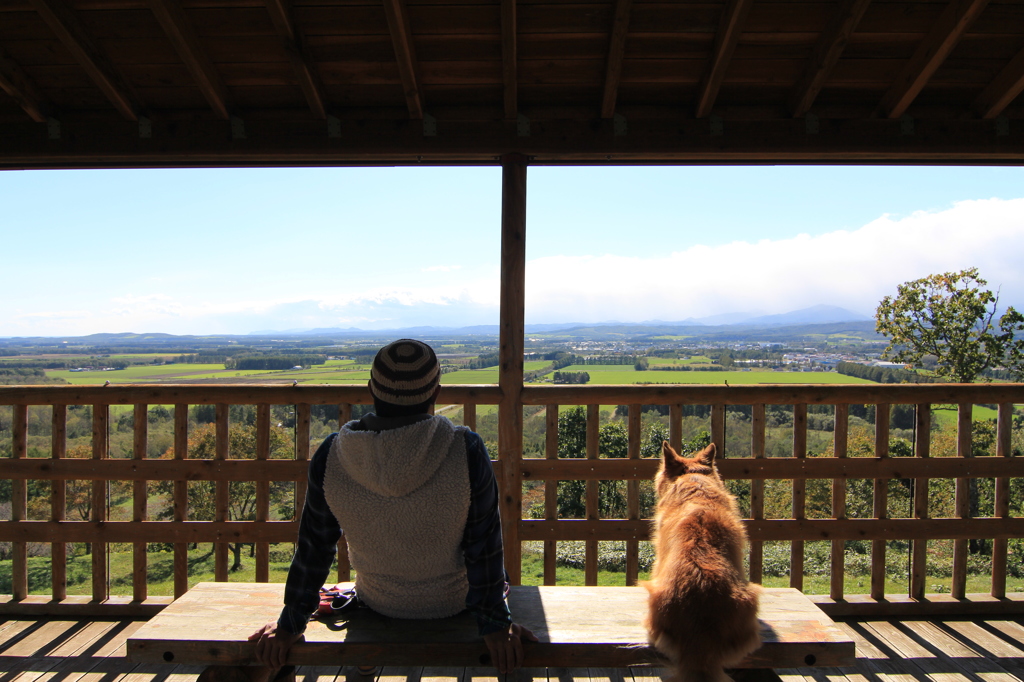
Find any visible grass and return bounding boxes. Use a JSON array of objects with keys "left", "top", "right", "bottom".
[
  {"left": 4, "top": 547, "right": 1018, "bottom": 598},
  {"left": 517, "top": 548, "right": 1018, "bottom": 594},
  {"left": 930, "top": 404, "right": 1000, "bottom": 426}
]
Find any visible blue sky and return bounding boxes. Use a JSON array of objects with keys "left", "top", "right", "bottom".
[{"left": 3, "top": 165, "right": 1024, "bottom": 337}]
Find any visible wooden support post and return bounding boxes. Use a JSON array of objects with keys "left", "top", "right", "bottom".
[
  {"left": 92, "top": 403, "right": 109, "bottom": 601},
  {"left": 51, "top": 404, "right": 67, "bottom": 602},
  {"left": 464, "top": 403, "right": 477, "bottom": 431},
  {"left": 910, "top": 404, "right": 930, "bottom": 601},
  {"left": 830, "top": 404, "right": 848, "bottom": 601},
  {"left": 498, "top": 153, "right": 527, "bottom": 584},
  {"left": 133, "top": 403, "right": 148, "bottom": 602},
  {"left": 669, "top": 404, "right": 682, "bottom": 452},
  {"left": 174, "top": 403, "right": 189, "bottom": 598},
  {"left": 295, "top": 403, "right": 310, "bottom": 518},
  {"left": 790, "top": 404, "right": 806, "bottom": 590},
  {"left": 871, "top": 403, "right": 889, "bottom": 599},
  {"left": 992, "top": 402, "right": 1012, "bottom": 598},
  {"left": 12, "top": 404, "right": 28, "bottom": 601},
  {"left": 952, "top": 403, "right": 971, "bottom": 599},
  {"left": 544, "top": 404, "right": 558, "bottom": 585},
  {"left": 215, "top": 403, "right": 230, "bottom": 582},
  {"left": 586, "top": 403, "right": 600, "bottom": 585},
  {"left": 626, "top": 403, "right": 641, "bottom": 585},
  {"left": 256, "top": 404, "right": 271, "bottom": 582},
  {"left": 711, "top": 404, "right": 726, "bottom": 456},
  {"left": 749, "top": 404, "right": 765, "bottom": 583}
]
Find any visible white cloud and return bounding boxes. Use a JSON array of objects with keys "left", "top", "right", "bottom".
[
  {"left": 5, "top": 197, "right": 1023, "bottom": 336},
  {"left": 524, "top": 197, "right": 1024, "bottom": 323}
]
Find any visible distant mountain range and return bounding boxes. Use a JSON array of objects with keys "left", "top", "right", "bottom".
[
  {"left": 249, "top": 305, "right": 873, "bottom": 337},
  {"left": 1, "top": 306, "right": 880, "bottom": 346}
]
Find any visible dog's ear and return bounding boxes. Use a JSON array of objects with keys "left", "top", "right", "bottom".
[
  {"left": 661, "top": 440, "right": 687, "bottom": 476},
  {"left": 694, "top": 442, "right": 717, "bottom": 465}
]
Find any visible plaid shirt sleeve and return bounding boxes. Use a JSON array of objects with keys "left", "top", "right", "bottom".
[
  {"left": 462, "top": 431, "right": 513, "bottom": 636},
  {"left": 277, "top": 433, "right": 342, "bottom": 635}
]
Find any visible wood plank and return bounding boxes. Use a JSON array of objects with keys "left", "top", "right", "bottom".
[
  {"left": 0, "top": 384, "right": 498, "bottom": 408},
  {"left": 147, "top": 0, "right": 232, "bottom": 119},
  {"left": 29, "top": 0, "right": 141, "bottom": 119},
  {"left": 877, "top": 0, "right": 990, "bottom": 118},
  {"left": 10, "top": 618, "right": 131, "bottom": 682},
  {"left": 501, "top": 0, "right": 516, "bottom": 120},
  {"left": 3, "top": 515, "right": 1024, "bottom": 547},
  {"left": 0, "top": 45, "right": 52, "bottom": 121},
  {"left": 519, "top": 455, "right": 1024, "bottom": 482},
  {"left": 127, "top": 583, "right": 855, "bottom": 669},
  {"left": 898, "top": 620, "right": 1023, "bottom": 681},
  {"left": 599, "top": 0, "right": 631, "bottom": 118},
  {"left": 971, "top": 44, "right": 1024, "bottom": 118},
  {"left": 382, "top": 0, "right": 422, "bottom": 118},
  {"left": 694, "top": 0, "right": 754, "bottom": 117},
  {"left": 265, "top": 0, "right": 327, "bottom": 119},
  {"left": 788, "top": 0, "right": 872, "bottom": 116}
]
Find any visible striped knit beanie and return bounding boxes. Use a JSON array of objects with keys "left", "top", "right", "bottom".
[{"left": 369, "top": 339, "right": 441, "bottom": 406}]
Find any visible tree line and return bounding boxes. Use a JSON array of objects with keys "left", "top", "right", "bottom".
[
  {"left": 225, "top": 355, "right": 327, "bottom": 370},
  {"left": 835, "top": 361, "right": 939, "bottom": 384}
]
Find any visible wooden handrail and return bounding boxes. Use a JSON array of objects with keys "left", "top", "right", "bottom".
[{"left": 1, "top": 382, "right": 1022, "bottom": 617}]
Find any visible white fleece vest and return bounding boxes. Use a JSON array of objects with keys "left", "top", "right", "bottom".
[{"left": 323, "top": 416, "right": 471, "bottom": 620}]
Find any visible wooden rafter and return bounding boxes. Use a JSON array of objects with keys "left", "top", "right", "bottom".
[
  {"left": 501, "top": 0, "right": 517, "bottom": 121},
  {"left": 265, "top": 0, "right": 327, "bottom": 120},
  {"left": 878, "top": 0, "right": 990, "bottom": 119},
  {"left": 695, "top": 0, "right": 754, "bottom": 119},
  {"left": 972, "top": 46, "right": 1024, "bottom": 119},
  {"left": 29, "top": 0, "right": 139, "bottom": 121},
  {"left": 147, "top": 0, "right": 231, "bottom": 120},
  {"left": 789, "top": 0, "right": 872, "bottom": 117},
  {"left": 600, "top": 0, "right": 633, "bottom": 119},
  {"left": 0, "top": 47, "right": 51, "bottom": 122},
  {"left": 382, "top": 0, "right": 423, "bottom": 120}
]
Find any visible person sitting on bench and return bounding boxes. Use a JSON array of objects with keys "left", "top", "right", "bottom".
[{"left": 250, "top": 339, "right": 536, "bottom": 676}]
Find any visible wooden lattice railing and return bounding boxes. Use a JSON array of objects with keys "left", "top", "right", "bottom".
[{"left": 1, "top": 383, "right": 1023, "bottom": 617}]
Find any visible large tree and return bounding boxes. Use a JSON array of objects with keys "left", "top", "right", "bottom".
[{"left": 875, "top": 268, "right": 1024, "bottom": 382}]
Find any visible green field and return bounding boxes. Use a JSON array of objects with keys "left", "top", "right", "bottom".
[
  {"left": 556, "top": 365, "right": 874, "bottom": 385},
  {"left": 46, "top": 361, "right": 879, "bottom": 387}
]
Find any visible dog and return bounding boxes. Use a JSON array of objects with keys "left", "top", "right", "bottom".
[{"left": 643, "top": 441, "right": 761, "bottom": 682}]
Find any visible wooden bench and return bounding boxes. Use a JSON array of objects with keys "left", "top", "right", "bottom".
[{"left": 128, "top": 582, "right": 854, "bottom": 671}]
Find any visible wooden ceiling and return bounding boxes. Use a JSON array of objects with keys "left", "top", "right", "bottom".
[{"left": 1, "top": 0, "right": 1023, "bottom": 168}]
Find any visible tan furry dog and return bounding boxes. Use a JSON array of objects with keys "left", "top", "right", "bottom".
[{"left": 643, "top": 442, "right": 761, "bottom": 682}]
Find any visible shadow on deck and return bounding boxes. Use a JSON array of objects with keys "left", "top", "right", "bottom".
[{"left": 1, "top": 616, "right": 1023, "bottom": 682}]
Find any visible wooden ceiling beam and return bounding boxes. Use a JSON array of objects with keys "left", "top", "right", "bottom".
[
  {"left": 4, "top": 117, "right": 1024, "bottom": 166},
  {"left": 788, "top": 0, "right": 871, "bottom": 118},
  {"left": 877, "top": 0, "right": 990, "bottom": 119},
  {"left": 600, "top": 0, "right": 632, "bottom": 119},
  {"left": 695, "top": 0, "right": 754, "bottom": 119},
  {"left": 147, "top": 0, "right": 231, "bottom": 120},
  {"left": 0, "top": 47, "right": 52, "bottom": 123},
  {"left": 501, "top": 0, "right": 517, "bottom": 121},
  {"left": 265, "top": 0, "right": 327, "bottom": 120},
  {"left": 29, "top": 0, "right": 140, "bottom": 121},
  {"left": 382, "top": 0, "right": 423, "bottom": 120},
  {"left": 972, "top": 46, "right": 1024, "bottom": 119}
]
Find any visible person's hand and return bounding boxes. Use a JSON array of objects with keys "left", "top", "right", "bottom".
[
  {"left": 483, "top": 622, "right": 538, "bottom": 674},
  {"left": 248, "top": 621, "right": 302, "bottom": 670}
]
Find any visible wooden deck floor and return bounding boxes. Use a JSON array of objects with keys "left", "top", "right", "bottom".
[{"left": 1, "top": 616, "right": 1023, "bottom": 682}]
